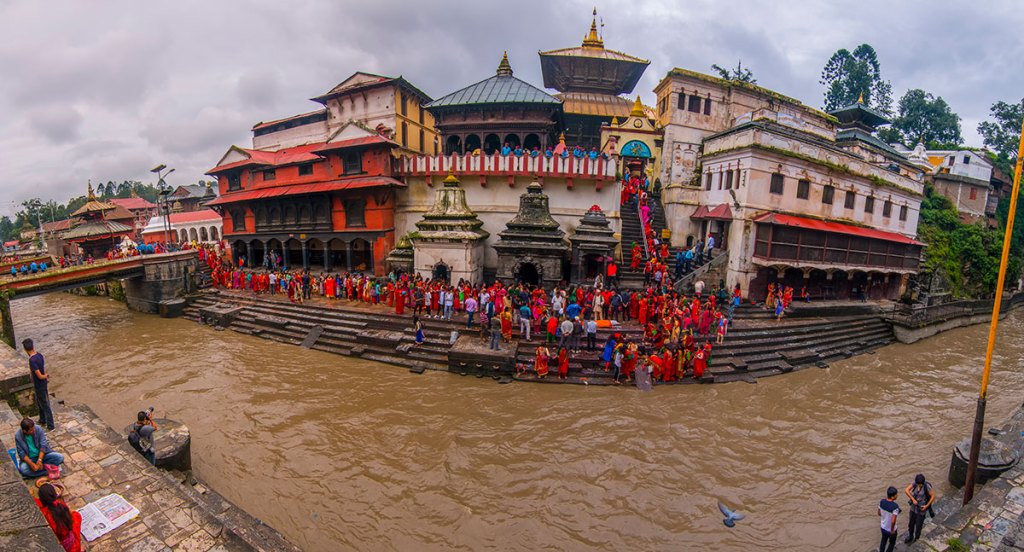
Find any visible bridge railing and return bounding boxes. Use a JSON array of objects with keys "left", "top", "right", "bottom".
[{"left": 885, "top": 292, "right": 1024, "bottom": 328}]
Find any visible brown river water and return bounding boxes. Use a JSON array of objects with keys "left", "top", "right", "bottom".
[{"left": 11, "top": 293, "right": 1024, "bottom": 551}]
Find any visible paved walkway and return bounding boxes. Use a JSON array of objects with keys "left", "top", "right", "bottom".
[
  {"left": 910, "top": 406, "right": 1024, "bottom": 552},
  {"left": 0, "top": 401, "right": 299, "bottom": 552}
]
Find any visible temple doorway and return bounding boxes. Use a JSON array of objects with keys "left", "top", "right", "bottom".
[
  {"left": 517, "top": 262, "right": 540, "bottom": 286},
  {"left": 583, "top": 254, "right": 604, "bottom": 280},
  {"left": 433, "top": 263, "right": 450, "bottom": 282}
]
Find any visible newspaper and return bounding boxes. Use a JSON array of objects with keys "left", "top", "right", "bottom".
[{"left": 79, "top": 493, "right": 140, "bottom": 542}]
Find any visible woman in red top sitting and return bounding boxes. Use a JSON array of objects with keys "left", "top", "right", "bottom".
[{"left": 36, "top": 483, "right": 82, "bottom": 552}]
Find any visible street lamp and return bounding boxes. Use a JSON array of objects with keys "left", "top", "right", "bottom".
[{"left": 151, "top": 165, "right": 175, "bottom": 245}]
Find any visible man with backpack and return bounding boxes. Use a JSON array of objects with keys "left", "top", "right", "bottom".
[
  {"left": 128, "top": 408, "right": 158, "bottom": 465},
  {"left": 903, "top": 474, "right": 935, "bottom": 544}
]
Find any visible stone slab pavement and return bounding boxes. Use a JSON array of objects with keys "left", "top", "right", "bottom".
[
  {"left": 0, "top": 401, "right": 300, "bottom": 552},
  {"left": 909, "top": 406, "right": 1024, "bottom": 552}
]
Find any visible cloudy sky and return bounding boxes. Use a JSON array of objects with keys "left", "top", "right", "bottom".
[{"left": 1, "top": 0, "right": 1021, "bottom": 217}]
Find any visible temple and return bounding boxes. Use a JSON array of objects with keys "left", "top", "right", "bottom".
[
  {"left": 538, "top": 9, "right": 650, "bottom": 148},
  {"left": 204, "top": 7, "right": 929, "bottom": 300},
  {"left": 427, "top": 53, "right": 561, "bottom": 155},
  {"left": 63, "top": 184, "right": 136, "bottom": 258}
]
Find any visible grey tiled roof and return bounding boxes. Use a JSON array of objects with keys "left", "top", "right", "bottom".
[{"left": 427, "top": 75, "right": 560, "bottom": 108}]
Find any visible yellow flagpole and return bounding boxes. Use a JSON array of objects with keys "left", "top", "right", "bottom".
[{"left": 963, "top": 112, "right": 1024, "bottom": 505}]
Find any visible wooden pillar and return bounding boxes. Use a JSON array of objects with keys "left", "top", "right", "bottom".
[
  {"left": 346, "top": 241, "right": 353, "bottom": 272},
  {"left": 323, "top": 242, "right": 330, "bottom": 271},
  {"left": 301, "top": 241, "right": 309, "bottom": 270}
]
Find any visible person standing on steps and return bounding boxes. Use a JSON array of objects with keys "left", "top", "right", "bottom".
[
  {"left": 488, "top": 314, "right": 502, "bottom": 351},
  {"left": 878, "top": 486, "right": 901, "bottom": 552},
  {"left": 904, "top": 474, "right": 935, "bottom": 544},
  {"left": 24, "top": 338, "right": 54, "bottom": 430}
]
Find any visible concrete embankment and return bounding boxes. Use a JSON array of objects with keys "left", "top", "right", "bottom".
[
  {"left": 0, "top": 355, "right": 300, "bottom": 551},
  {"left": 890, "top": 293, "right": 1024, "bottom": 344}
]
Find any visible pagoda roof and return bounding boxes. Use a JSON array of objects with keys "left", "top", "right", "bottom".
[
  {"left": 109, "top": 197, "right": 156, "bottom": 211},
  {"left": 71, "top": 183, "right": 117, "bottom": 217},
  {"left": 828, "top": 98, "right": 890, "bottom": 130},
  {"left": 538, "top": 11, "right": 649, "bottom": 95},
  {"left": 557, "top": 92, "right": 644, "bottom": 118},
  {"left": 427, "top": 53, "right": 560, "bottom": 109},
  {"left": 63, "top": 220, "right": 134, "bottom": 241}
]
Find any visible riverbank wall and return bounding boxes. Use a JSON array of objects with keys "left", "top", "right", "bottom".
[
  {"left": 889, "top": 293, "right": 1024, "bottom": 344},
  {"left": 0, "top": 354, "right": 301, "bottom": 551},
  {"left": 910, "top": 404, "right": 1024, "bottom": 552}
]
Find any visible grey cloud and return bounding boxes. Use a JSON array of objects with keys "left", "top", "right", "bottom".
[{"left": 1, "top": 0, "right": 1023, "bottom": 216}]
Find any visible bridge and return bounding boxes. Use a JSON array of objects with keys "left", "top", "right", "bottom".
[{"left": 0, "top": 250, "right": 199, "bottom": 347}]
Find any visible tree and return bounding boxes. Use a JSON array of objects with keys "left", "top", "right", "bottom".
[
  {"left": 882, "top": 89, "right": 963, "bottom": 148},
  {"left": 711, "top": 61, "right": 756, "bottom": 84},
  {"left": 977, "top": 99, "right": 1023, "bottom": 165},
  {"left": 820, "top": 44, "right": 893, "bottom": 115},
  {"left": 0, "top": 217, "right": 14, "bottom": 242}
]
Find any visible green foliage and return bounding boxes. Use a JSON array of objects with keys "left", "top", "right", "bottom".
[
  {"left": 918, "top": 184, "right": 1008, "bottom": 297},
  {"left": 820, "top": 44, "right": 893, "bottom": 115},
  {"left": 711, "top": 60, "right": 756, "bottom": 84},
  {"left": 977, "top": 99, "right": 1023, "bottom": 162},
  {"left": 945, "top": 537, "right": 969, "bottom": 552},
  {"left": 885, "top": 89, "right": 963, "bottom": 148}
]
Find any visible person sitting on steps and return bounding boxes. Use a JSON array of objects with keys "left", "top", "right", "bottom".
[{"left": 14, "top": 418, "right": 64, "bottom": 478}]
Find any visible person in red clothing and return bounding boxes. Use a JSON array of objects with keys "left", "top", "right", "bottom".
[
  {"left": 535, "top": 346, "right": 550, "bottom": 378},
  {"left": 35, "top": 483, "right": 82, "bottom": 552},
  {"left": 692, "top": 344, "right": 707, "bottom": 379},
  {"left": 630, "top": 243, "right": 641, "bottom": 270},
  {"left": 557, "top": 346, "right": 569, "bottom": 380}
]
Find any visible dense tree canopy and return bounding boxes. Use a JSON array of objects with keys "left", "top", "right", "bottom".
[
  {"left": 879, "top": 89, "right": 962, "bottom": 148},
  {"left": 977, "top": 99, "right": 1024, "bottom": 172},
  {"left": 820, "top": 44, "right": 893, "bottom": 115}
]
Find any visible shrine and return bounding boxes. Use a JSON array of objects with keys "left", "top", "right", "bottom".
[
  {"left": 569, "top": 205, "right": 618, "bottom": 284},
  {"left": 63, "top": 183, "right": 136, "bottom": 258},
  {"left": 409, "top": 173, "right": 489, "bottom": 283},
  {"left": 493, "top": 181, "right": 566, "bottom": 287}
]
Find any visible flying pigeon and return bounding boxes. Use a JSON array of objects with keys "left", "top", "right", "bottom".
[{"left": 718, "top": 502, "right": 745, "bottom": 528}]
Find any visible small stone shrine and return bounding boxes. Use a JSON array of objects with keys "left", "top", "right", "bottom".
[
  {"left": 410, "top": 172, "right": 489, "bottom": 283},
  {"left": 569, "top": 205, "right": 618, "bottom": 284},
  {"left": 493, "top": 181, "right": 566, "bottom": 286},
  {"left": 384, "top": 233, "right": 415, "bottom": 275}
]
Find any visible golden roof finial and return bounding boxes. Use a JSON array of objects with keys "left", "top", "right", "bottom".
[
  {"left": 87, "top": 180, "right": 95, "bottom": 200},
  {"left": 630, "top": 95, "right": 645, "bottom": 118},
  {"left": 611, "top": 116, "right": 619, "bottom": 126},
  {"left": 583, "top": 7, "right": 603, "bottom": 48},
  {"left": 857, "top": 92, "right": 865, "bottom": 104},
  {"left": 558, "top": 132, "right": 566, "bottom": 143},
  {"left": 496, "top": 51, "right": 513, "bottom": 77},
  {"left": 443, "top": 170, "right": 460, "bottom": 187}
]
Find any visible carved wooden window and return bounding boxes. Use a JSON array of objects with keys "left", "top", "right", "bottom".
[
  {"left": 797, "top": 179, "right": 809, "bottom": 200},
  {"left": 769, "top": 173, "right": 784, "bottom": 195}
]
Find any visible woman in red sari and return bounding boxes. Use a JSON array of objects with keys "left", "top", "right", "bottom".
[
  {"left": 557, "top": 347, "right": 569, "bottom": 380},
  {"left": 535, "top": 346, "right": 550, "bottom": 378},
  {"left": 692, "top": 345, "right": 707, "bottom": 379}
]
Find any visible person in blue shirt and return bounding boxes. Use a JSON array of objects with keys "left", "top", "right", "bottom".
[
  {"left": 560, "top": 148, "right": 570, "bottom": 159},
  {"left": 513, "top": 146, "right": 523, "bottom": 157},
  {"left": 29, "top": 261, "right": 38, "bottom": 273},
  {"left": 39, "top": 262, "right": 47, "bottom": 272},
  {"left": 544, "top": 147, "right": 554, "bottom": 158},
  {"left": 529, "top": 147, "right": 540, "bottom": 158},
  {"left": 588, "top": 148, "right": 599, "bottom": 160},
  {"left": 501, "top": 143, "right": 512, "bottom": 156},
  {"left": 565, "top": 301, "right": 582, "bottom": 320},
  {"left": 10, "top": 266, "right": 16, "bottom": 278},
  {"left": 14, "top": 418, "right": 63, "bottom": 477},
  {"left": 20, "top": 264, "right": 28, "bottom": 275}
]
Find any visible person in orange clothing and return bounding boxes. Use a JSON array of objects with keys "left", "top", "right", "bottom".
[
  {"left": 35, "top": 483, "right": 82, "bottom": 552},
  {"left": 535, "top": 345, "right": 550, "bottom": 378},
  {"left": 692, "top": 343, "right": 707, "bottom": 379},
  {"left": 557, "top": 346, "right": 569, "bottom": 380},
  {"left": 630, "top": 242, "right": 642, "bottom": 270}
]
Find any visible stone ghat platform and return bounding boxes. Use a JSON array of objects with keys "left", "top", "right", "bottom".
[
  {"left": 0, "top": 400, "right": 300, "bottom": 552},
  {"left": 182, "top": 290, "right": 896, "bottom": 386}
]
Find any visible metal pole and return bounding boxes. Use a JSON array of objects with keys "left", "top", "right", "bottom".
[{"left": 963, "top": 111, "right": 1024, "bottom": 505}]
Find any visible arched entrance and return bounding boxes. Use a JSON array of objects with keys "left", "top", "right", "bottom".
[
  {"left": 432, "top": 262, "right": 450, "bottom": 282},
  {"left": 327, "top": 238, "right": 347, "bottom": 271},
  {"left": 583, "top": 254, "right": 604, "bottom": 280},
  {"left": 445, "top": 135, "right": 462, "bottom": 155},
  {"left": 503, "top": 134, "right": 521, "bottom": 149},
  {"left": 307, "top": 238, "right": 325, "bottom": 270},
  {"left": 284, "top": 238, "right": 302, "bottom": 269},
  {"left": 483, "top": 134, "right": 501, "bottom": 155},
  {"left": 465, "top": 134, "right": 482, "bottom": 154},
  {"left": 517, "top": 262, "right": 540, "bottom": 286},
  {"left": 250, "top": 240, "right": 266, "bottom": 268},
  {"left": 266, "top": 238, "right": 283, "bottom": 269},
  {"left": 210, "top": 227, "right": 219, "bottom": 241},
  {"left": 232, "top": 240, "right": 247, "bottom": 266},
  {"left": 523, "top": 133, "right": 541, "bottom": 151}
]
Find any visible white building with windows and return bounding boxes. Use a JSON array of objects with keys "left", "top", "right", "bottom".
[
  {"left": 141, "top": 209, "right": 222, "bottom": 244},
  {"left": 654, "top": 68, "right": 926, "bottom": 300}
]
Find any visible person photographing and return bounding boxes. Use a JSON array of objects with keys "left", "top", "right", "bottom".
[{"left": 128, "top": 407, "right": 157, "bottom": 465}]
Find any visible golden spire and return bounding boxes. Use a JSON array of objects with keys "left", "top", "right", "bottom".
[
  {"left": 496, "top": 51, "right": 513, "bottom": 77},
  {"left": 582, "top": 8, "right": 603, "bottom": 48},
  {"left": 558, "top": 132, "right": 566, "bottom": 143},
  {"left": 443, "top": 170, "right": 460, "bottom": 187},
  {"left": 87, "top": 180, "right": 95, "bottom": 201},
  {"left": 630, "top": 95, "right": 645, "bottom": 118},
  {"left": 857, "top": 92, "right": 864, "bottom": 104},
  {"left": 610, "top": 116, "right": 619, "bottom": 126}
]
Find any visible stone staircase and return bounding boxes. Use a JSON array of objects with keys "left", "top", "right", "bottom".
[{"left": 181, "top": 290, "right": 897, "bottom": 386}]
